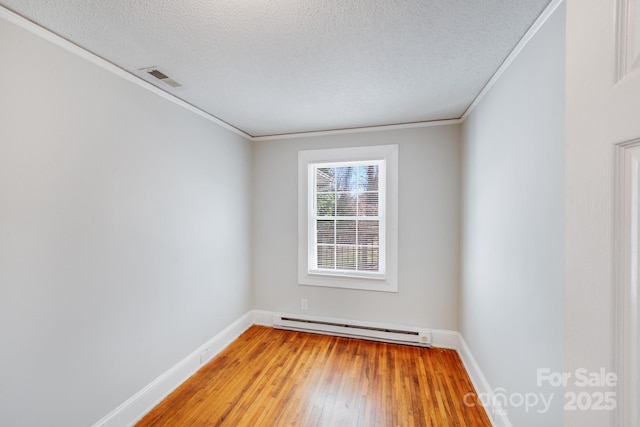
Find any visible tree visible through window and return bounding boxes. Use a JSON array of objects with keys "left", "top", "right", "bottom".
[
  {"left": 312, "top": 162, "right": 383, "bottom": 274},
  {"left": 298, "top": 144, "right": 397, "bottom": 292}
]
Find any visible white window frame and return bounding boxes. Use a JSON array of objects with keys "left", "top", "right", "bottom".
[{"left": 298, "top": 145, "right": 398, "bottom": 292}]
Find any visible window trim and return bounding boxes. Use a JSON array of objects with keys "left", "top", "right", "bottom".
[{"left": 298, "top": 145, "right": 398, "bottom": 292}]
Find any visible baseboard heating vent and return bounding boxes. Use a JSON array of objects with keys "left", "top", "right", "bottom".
[{"left": 273, "top": 314, "right": 431, "bottom": 347}]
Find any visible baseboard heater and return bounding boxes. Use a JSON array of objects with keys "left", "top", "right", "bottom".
[{"left": 273, "top": 313, "right": 431, "bottom": 347}]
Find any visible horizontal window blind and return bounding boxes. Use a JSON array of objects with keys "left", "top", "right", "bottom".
[{"left": 312, "top": 163, "right": 383, "bottom": 273}]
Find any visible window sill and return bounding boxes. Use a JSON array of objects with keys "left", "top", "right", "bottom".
[
  {"left": 308, "top": 269, "right": 386, "bottom": 281},
  {"left": 299, "top": 271, "right": 398, "bottom": 292}
]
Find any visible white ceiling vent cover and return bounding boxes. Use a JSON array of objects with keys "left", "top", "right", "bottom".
[{"left": 139, "top": 67, "right": 182, "bottom": 88}]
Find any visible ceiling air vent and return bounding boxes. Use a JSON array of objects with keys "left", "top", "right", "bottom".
[{"left": 139, "top": 67, "right": 182, "bottom": 88}]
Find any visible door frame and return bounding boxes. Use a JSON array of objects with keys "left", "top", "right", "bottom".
[{"left": 615, "top": 138, "right": 640, "bottom": 426}]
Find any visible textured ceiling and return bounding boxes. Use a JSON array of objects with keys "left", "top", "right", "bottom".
[{"left": 0, "top": 0, "right": 551, "bottom": 137}]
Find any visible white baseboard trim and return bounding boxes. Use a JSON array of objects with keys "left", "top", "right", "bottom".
[
  {"left": 254, "top": 310, "right": 508, "bottom": 426},
  {"left": 429, "top": 328, "right": 461, "bottom": 350},
  {"left": 251, "top": 309, "right": 276, "bottom": 326},
  {"left": 91, "top": 311, "right": 254, "bottom": 427},
  {"left": 457, "top": 335, "right": 511, "bottom": 427},
  {"left": 92, "top": 310, "right": 507, "bottom": 427}
]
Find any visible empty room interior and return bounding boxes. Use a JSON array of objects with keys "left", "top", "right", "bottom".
[{"left": 1, "top": 0, "right": 638, "bottom": 426}]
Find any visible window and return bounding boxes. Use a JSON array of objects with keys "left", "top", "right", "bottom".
[
  {"left": 298, "top": 145, "right": 398, "bottom": 292},
  {"left": 312, "top": 162, "right": 383, "bottom": 275}
]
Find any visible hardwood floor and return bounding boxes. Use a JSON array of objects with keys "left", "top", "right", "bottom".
[{"left": 136, "top": 326, "right": 491, "bottom": 426}]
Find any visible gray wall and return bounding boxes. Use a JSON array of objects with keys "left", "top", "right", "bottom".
[
  {"left": 0, "top": 2, "right": 570, "bottom": 426},
  {"left": 252, "top": 125, "right": 461, "bottom": 330},
  {"left": 460, "top": 4, "right": 565, "bottom": 426},
  {"left": 0, "top": 17, "right": 252, "bottom": 427}
]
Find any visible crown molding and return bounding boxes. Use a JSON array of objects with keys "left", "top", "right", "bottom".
[
  {"left": 1, "top": 0, "right": 565, "bottom": 142},
  {"left": 0, "top": 5, "right": 254, "bottom": 142},
  {"left": 460, "top": 0, "right": 565, "bottom": 121},
  {"left": 253, "top": 119, "right": 463, "bottom": 141}
]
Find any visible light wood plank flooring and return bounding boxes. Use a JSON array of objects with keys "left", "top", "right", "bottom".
[{"left": 136, "top": 326, "right": 491, "bottom": 426}]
